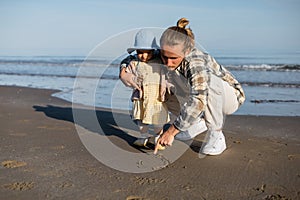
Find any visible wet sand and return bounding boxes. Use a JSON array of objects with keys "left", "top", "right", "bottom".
[{"left": 0, "top": 86, "right": 299, "bottom": 199}]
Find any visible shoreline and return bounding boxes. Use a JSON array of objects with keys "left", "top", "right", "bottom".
[
  {"left": 1, "top": 82, "right": 300, "bottom": 117},
  {"left": 0, "top": 85, "right": 299, "bottom": 199}
]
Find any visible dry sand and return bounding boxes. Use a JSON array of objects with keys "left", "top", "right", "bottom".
[{"left": 0, "top": 86, "right": 299, "bottom": 200}]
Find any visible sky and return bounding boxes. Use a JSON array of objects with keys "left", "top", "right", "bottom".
[{"left": 0, "top": 0, "right": 299, "bottom": 56}]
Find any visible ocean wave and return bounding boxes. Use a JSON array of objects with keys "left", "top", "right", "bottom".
[
  {"left": 0, "top": 71, "right": 299, "bottom": 88},
  {"left": 250, "top": 99, "right": 300, "bottom": 104},
  {"left": 0, "top": 72, "right": 119, "bottom": 80},
  {"left": 241, "top": 82, "right": 300, "bottom": 88},
  {"left": 1, "top": 56, "right": 300, "bottom": 71},
  {"left": 0, "top": 58, "right": 119, "bottom": 68},
  {"left": 225, "top": 64, "right": 300, "bottom": 71}
]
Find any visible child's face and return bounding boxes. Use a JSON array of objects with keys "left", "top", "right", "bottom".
[{"left": 136, "top": 50, "right": 154, "bottom": 62}]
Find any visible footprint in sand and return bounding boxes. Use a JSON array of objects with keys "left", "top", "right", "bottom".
[
  {"left": 50, "top": 145, "right": 65, "bottom": 150},
  {"left": 263, "top": 194, "right": 289, "bottom": 200},
  {"left": 287, "top": 154, "right": 300, "bottom": 160},
  {"left": 9, "top": 133, "right": 27, "bottom": 137},
  {"left": 1, "top": 160, "right": 27, "bottom": 168},
  {"left": 133, "top": 176, "right": 166, "bottom": 185},
  {"left": 3, "top": 182, "right": 34, "bottom": 191},
  {"left": 58, "top": 181, "right": 74, "bottom": 189},
  {"left": 126, "top": 196, "right": 146, "bottom": 200}
]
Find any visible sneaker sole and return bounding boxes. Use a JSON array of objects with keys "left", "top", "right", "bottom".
[{"left": 201, "top": 144, "right": 226, "bottom": 155}]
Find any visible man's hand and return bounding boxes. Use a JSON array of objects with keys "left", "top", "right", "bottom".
[
  {"left": 154, "top": 125, "right": 180, "bottom": 154},
  {"left": 119, "top": 68, "right": 141, "bottom": 90}
]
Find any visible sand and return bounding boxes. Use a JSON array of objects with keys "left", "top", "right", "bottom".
[{"left": 0, "top": 86, "right": 299, "bottom": 200}]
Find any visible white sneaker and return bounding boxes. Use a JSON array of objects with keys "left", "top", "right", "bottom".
[
  {"left": 201, "top": 131, "right": 226, "bottom": 155},
  {"left": 175, "top": 119, "right": 207, "bottom": 141}
]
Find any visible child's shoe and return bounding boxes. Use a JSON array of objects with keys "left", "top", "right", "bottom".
[
  {"left": 133, "top": 137, "right": 148, "bottom": 147},
  {"left": 133, "top": 133, "right": 149, "bottom": 147}
]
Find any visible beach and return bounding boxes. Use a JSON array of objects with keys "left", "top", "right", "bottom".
[{"left": 0, "top": 86, "right": 299, "bottom": 199}]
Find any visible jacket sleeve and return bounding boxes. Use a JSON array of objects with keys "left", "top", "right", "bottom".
[
  {"left": 173, "top": 57, "right": 208, "bottom": 131},
  {"left": 119, "top": 55, "right": 136, "bottom": 72}
]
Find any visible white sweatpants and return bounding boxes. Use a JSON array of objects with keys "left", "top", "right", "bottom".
[
  {"left": 205, "top": 74, "right": 239, "bottom": 131},
  {"left": 166, "top": 74, "right": 239, "bottom": 132}
]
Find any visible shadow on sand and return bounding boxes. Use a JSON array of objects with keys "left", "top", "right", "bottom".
[
  {"left": 33, "top": 105, "right": 138, "bottom": 146},
  {"left": 33, "top": 105, "right": 202, "bottom": 153}
]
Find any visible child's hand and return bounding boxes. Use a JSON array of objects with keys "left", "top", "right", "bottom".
[
  {"left": 120, "top": 68, "right": 141, "bottom": 90},
  {"left": 166, "top": 81, "right": 175, "bottom": 94},
  {"left": 159, "top": 80, "right": 175, "bottom": 102}
]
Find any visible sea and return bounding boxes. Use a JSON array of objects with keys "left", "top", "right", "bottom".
[{"left": 0, "top": 51, "right": 299, "bottom": 116}]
